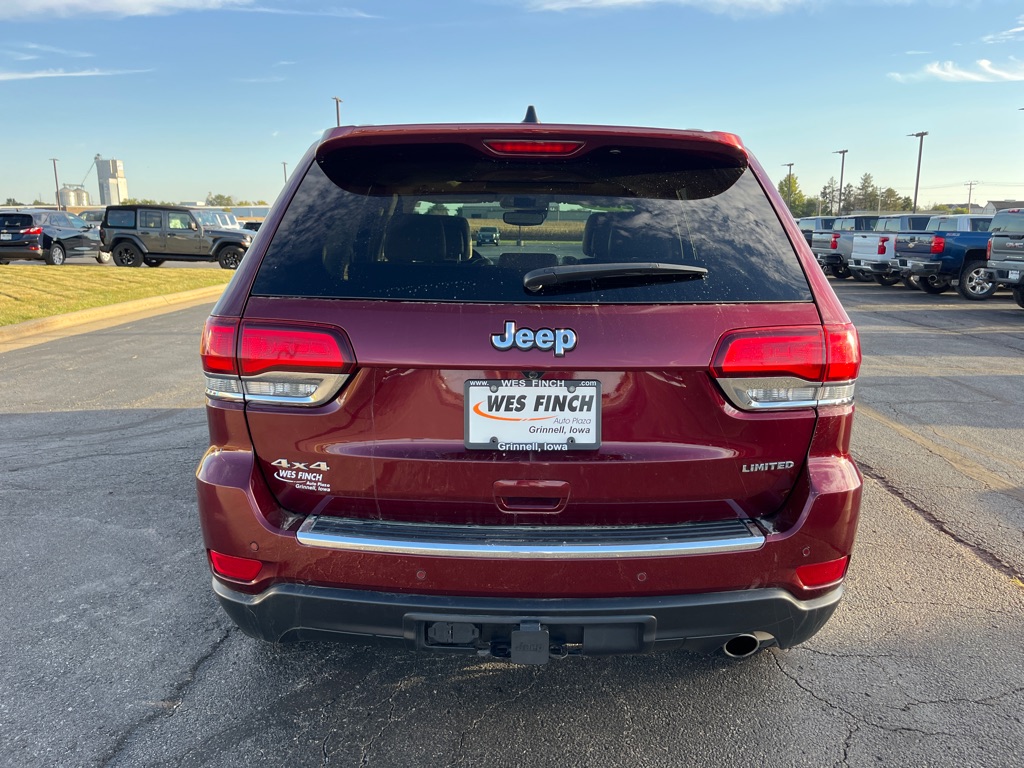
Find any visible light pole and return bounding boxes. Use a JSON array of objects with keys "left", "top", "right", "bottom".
[
  {"left": 782, "top": 163, "right": 794, "bottom": 209},
  {"left": 332, "top": 96, "right": 343, "bottom": 127},
  {"left": 50, "top": 158, "right": 61, "bottom": 210},
  {"left": 908, "top": 131, "right": 928, "bottom": 213},
  {"left": 282, "top": 162, "right": 288, "bottom": 184},
  {"left": 832, "top": 150, "right": 848, "bottom": 215}
]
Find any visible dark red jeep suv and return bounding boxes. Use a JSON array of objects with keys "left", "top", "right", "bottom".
[{"left": 197, "top": 116, "right": 862, "bottom": 664}]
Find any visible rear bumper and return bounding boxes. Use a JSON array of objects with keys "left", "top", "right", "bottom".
[
  {"left": 813, "top": 251, "right": 843, "bottom": 266},
  {"left": 213, "top": 577, "right": 842, "bottom": 655},
  {"left": 897, "top": 258, "right": 941, "bottom": 276},
  {"left": 849, "top": 257, "right": 892, "bottom": 274},
  {"left": 985, "top": 260, "right": 1024, "bottom": 286}
]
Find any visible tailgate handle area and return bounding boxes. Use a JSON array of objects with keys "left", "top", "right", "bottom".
[{"left": 493, "top": 480, "right": 570, "bottom": 514}]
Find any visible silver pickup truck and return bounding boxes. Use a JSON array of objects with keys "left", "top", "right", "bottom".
[
  {"left": 848, "top": 214, "right": 932, "bottom": 285},
  {"left": 810, "top": 214, "right": 878, "bottom": 279}
]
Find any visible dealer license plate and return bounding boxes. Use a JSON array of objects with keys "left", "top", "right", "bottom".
[
  {"left": 1009, "top": 270, "right": 1021, "bottom": 281},
  {"left": 465, "top": 379, "right": 601, "bottom": 451}
]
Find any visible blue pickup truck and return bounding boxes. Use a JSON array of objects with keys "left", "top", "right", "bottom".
[{"left": 892, "top": 214, "right": 994, "bottom": 299}]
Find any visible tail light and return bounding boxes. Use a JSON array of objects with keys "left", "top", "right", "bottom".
[
  {"left": 201, "top": 317, "right": 356, "bottom": 406},
  {"left": 483, "top": 139, "right": 585, "bottom": 156},
  {"left": 20, "top": 226, "right": 43, "bottom": 235},
  {"left": 877, "top": 236, "right": 889, "bottom": 255},
  {"left": 829, "top": 233, "right": 840, "bottom": 249},
  {"left": 930, "top": 236, "right": 945, "bottom": 254},
  {"left": 986, "top": 239, "right": 992, "bottom": 259},
  {"left": 710, "top": 324, "right": 860, "bottom": 411}
]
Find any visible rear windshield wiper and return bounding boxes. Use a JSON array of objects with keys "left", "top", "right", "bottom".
[{"left": 523, "top": 262, "right": 708, "bottom": 292}]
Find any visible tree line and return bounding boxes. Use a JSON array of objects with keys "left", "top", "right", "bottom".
[{"left": 776, "top": 173, "right": 969, "bottom": 217}]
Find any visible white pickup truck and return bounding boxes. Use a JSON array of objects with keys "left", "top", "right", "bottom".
[{"left": 848, "top": 214, "right": 932, "bottom": 285}]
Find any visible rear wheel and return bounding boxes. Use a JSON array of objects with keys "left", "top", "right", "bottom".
[
  {"left": 217, "top": 245, "right": 244, "bottom": 270},
  {"left": 46, "top": 242, "right": 66, "bottom": 266},
  {"left": 874, "top": 274, "right": 901, "bottom": 286},
  {"left": 956, "top": 261, "right": 997, "bottom": 300},
  {"left": 1013, "top": 286, "right": 1024, "bottom": 309},
  {"left": 902, "top": 276, "right": 919, "bottom": 290},
  {"left": 96, "top": 252, "right": 112, "bottom": 265},
  {"left": 143, "top": 257, "right": 165, "bottom": 268},
  {"left": 829, "top": 264, "right": 851, "bottom": 279},
  {"left": 917, "top": 274, "right": 951, "bottom": 294},
  {"left": 112, "top": 242, "right": 143, "bottom": 267},
  {"left": 851, "top": 269, "right": 874, "bottom": 283}
]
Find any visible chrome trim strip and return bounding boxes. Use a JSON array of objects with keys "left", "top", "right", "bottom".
[{"left": 296, "top": 516, "right": 765, "bottom": 560}]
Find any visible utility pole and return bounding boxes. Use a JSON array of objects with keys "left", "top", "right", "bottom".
[
  {"left": 50, "top": 158, "right": 61, "bottom": 210},
  {"left": 964, "top": 180, "right": 979, "bottom": 212},
  {"left": 282, "top": 162, "right": 288, "bottom": 184},
  {"left": 332, "top": 96, "right": 343, "bottom": 127},
  {"left": 781, "top": 163, "right": 794, "bottom": 209},
  {"left": 833, "top": 150, "right": 848, "bottom": 215},
  {"left": 908, "top": 131, "right": 928, "bottom": 213}
]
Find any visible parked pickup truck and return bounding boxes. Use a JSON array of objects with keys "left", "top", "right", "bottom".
[
  {"left": 810, "top": 214, "right": 878, "bottom": 279},
  {"left": 848, "top": 214, "right": 932, "bottom": 286},
  {"left": 984, "top": 208, "right": 1024, "bottom": 309},
  {"left": 796, "top": 216, "right": 835, "bottom": 248},
  {"left": 893, "top": 214, "right": 993, "bottom": 298}
]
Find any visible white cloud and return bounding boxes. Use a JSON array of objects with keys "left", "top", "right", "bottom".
[
  {"left": 983, "top": 15, "right": 1024, "bottom": 44},
  {"left": 889, "top": 58, "right": 1024, "bottom": 83},
  {"left": 0, "top": 1, "right": 253, "bottom": 19},
  {"left": 0, "top": 68, "right": 151, "bottom": 81},
  {"left": 22, "top": 43, "right": 93, "bottom": 57},
  {"left": 234, "top": 5, "right": 376, "bottom": 18},
  {"left": 528, "top": 0, "right": 806, "bottom": 12}
]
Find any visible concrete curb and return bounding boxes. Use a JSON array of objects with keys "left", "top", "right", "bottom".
[{"left": 0, "top": 284, "right": 225, "bottom": 344}]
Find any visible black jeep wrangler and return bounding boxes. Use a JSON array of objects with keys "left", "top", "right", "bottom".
[{"left": 99, "top": 205, "right": 254, "bottom": 269}]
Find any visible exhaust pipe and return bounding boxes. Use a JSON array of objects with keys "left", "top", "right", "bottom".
[{"left": 722, "top": 633, "right": 765, "bottom": 659}]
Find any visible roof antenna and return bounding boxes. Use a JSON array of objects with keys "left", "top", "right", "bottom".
[{"left": 523, "top": 105, "right": 540, "bottom": 123}]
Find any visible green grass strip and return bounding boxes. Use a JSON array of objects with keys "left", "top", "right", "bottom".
[{"left": 0, "top": 265, "right": 232, "bottom": 326}]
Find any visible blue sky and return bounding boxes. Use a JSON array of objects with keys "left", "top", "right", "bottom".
[{"left": 2, "top": 0, "right": 1022, "bottom": 209}]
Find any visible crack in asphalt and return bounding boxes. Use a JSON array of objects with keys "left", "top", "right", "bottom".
[
  {"left": 857, "top": 460, "right": 1023, "bottom": 583},
  {"left": 97, "top": 625, "right": 234, "bottom": 767},
  {"left": 452, "top": 672, "right": 541, "bottom": 765}
]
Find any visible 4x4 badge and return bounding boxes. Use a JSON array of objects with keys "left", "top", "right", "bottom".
[{"left": 491, "top": 320, "right": 577, "bottom": 357}]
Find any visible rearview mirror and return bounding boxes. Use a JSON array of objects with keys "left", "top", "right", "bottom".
[{"left": 503, "top": 210, "right": 547, "bottom": 227}]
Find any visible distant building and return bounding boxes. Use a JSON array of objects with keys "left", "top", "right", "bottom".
[
  {"left": 982, "top": 200, "right": 1024, "bottom": 215},
  {"left": 59, "top": 185, "right": 91, "bottom": 207},
  {"left": 95, "top": 155, "right": 128, "bottom": 206}
]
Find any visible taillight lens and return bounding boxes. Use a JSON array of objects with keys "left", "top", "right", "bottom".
[
  {"left": 483, "top": 139, "right": 585, "bottom": 156},
  {"left": 930, "top": 235, "right": 945, "bottom": 254},
  {"left": 711, "top": 324, "right": 860, "bottom": 411},
  {"left": 986, "top": 239, "right": 992, "bottom": 259},
  {"left": 20, "top": 226, "right": 43, "bottom": 235},
  {"left": 829, "top": 233, "right": 840, "bottom": 249},
  {"left": 201, "top": 317, "right": 356, "bottom": 406},
  {"left": 877, "top": 236, "right": 889, "bottom": 255}
]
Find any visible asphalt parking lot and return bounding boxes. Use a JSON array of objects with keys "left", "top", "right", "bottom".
[{"left": 0, "top": 278, "right": 1022, "bottom": 767}]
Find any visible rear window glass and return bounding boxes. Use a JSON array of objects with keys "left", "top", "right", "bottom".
[
  {"left": 971, "top": 218, "right": 991, "bottom": 232},
  {"left": 253, "top": 145, "right": 811, "bottom": 304},
  {"left": 991, "top": 211, "right": 1024, "bottom": 233},
  {"left": 0, "top": 214, "right": 33, "bottom": 229},
  {"left": 106, "top": 209, "right": 136, "bottom": 228}
]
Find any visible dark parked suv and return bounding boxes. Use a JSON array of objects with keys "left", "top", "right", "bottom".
[
  {"left": 99, "top": 205, "right": 253, "bottom": 269},
  {"left": 197, "top": 117, "right": 863, "bottom": 664},
  {"left": 0, "top": 209, "right": 102, "bottom": 265}
]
